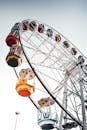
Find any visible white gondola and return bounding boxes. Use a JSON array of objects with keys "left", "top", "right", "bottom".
[{"left": 38, "top": 97, "right": 58, "bottom": 130}]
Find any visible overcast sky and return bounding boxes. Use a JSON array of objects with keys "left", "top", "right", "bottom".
[{"left": 0, "top": 0, "right": 87, "bottom": 130}]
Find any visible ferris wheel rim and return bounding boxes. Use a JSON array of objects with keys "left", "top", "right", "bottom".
[{"left": 5, "top": 18, "right": 87, "bottom": 130}]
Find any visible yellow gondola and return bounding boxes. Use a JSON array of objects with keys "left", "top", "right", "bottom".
[{"left": 6, "top": 53, "right": 22, "bottom": 67}]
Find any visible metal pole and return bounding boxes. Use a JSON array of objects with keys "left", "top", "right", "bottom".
[
  {"left": 79, "top": 79, "right": 87, "bottom": 130},
  {"left": 14, "top": 112, "right": 20, "bottom": 130},
  {"left": 59, "top": 75, "right": 68, "bottom": 130},
  {"left": 78, "top": 64, "right": 87, "bottom": 130}
]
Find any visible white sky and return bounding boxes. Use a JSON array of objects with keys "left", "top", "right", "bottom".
[{"left": 0, "top": 0, "right": 87, "bottom": 130}]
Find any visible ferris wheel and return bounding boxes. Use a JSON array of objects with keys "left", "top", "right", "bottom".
[{"left": 5, "top": 19, "right": 87, "bottom": 130}]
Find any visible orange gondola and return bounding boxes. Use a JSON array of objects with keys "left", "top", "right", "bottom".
[{"left": 16, "top": 79, "right": 35, "bottom": 97}]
